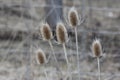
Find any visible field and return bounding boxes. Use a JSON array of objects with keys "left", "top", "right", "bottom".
[{"left": 0, "top": 0, "right": 120, "bottom": 80}]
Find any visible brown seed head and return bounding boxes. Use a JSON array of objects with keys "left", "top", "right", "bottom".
[
  {"left": 56, "top": 22, "right": 68, "bottom": 44},
  {"left": 36, "top": 49, "right": 46, "bottom": 64},
  {"left": 40, "top": 23, "right": 53, "bottom": 41},
  {"left": 68, "top": 7, "right": 79, "bottom": 27},
  {"left": 92, "top": 39, "right": 102, "bottom": 57}
]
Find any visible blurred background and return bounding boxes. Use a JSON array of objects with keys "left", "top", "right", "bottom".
[{"left": 0, "top": 0, "right": 120, "bottom": 80}]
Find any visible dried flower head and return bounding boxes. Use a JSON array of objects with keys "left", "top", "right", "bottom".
[
  {"left": 68, "top": 7, "right": 79, "bottom": 27},
  {"left": 40, "top": 23, "right": 53, "bottom": 41},
  {"left": 92, "top": 39, "right": 102, "bottom": 57},
  {"left": 36, "top": 49, "right": 46, "bottom": 64},
  {"left": 56, "top": 22, "right": 68, "bottom": 44}
]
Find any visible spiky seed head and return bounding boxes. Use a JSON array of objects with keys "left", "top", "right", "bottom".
[
  {"left": 40, "top": 23, "right": 53, "bottom": 41},
  {"left": 56, "top": 22, "right": 68, "bottom": 44},
  {"left": 68, "top": 7, "right": 79, "bottom": 27},
  {"left": 36, "top": 49, "right": 46, "bottom": 64},
  {"left": 92, "top": 39, "right": 102, "bottom": 57}
]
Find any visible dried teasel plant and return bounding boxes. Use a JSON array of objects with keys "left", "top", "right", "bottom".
[
  {"left": 68, "top": 7, "right": 81, "bottom": 80},
  {"left": 40, "top": 23, "right": 53, "bottom": 41},
  {"left": 56, "top": 22, "right": 69, "bottom": 68},
  {"left": 36, "top": 48, "right": 48, "bottom": 80},
  {"left": 68, "top": 7, "right": 79, "bottom": 27},
  {"left": 91, "top": 39, "right": 103, "bottom": 80}
]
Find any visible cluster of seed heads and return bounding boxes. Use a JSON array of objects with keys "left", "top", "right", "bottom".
[{"left": 35, "top": 6, "right": 104, "bottom": 80}]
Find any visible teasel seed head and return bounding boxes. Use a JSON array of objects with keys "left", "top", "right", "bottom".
[
  {"left": 56, "top": 22, "right": 68, "bottom": 44},
  {"left": 36, "top": 49, "right": 47, "bottom": 64},
  {"left": 68, "top": 7, "right": 79, "bottom": 27},
  {"left": 40, "top": 23, "right": 53, "bottom": 41},
  {"left": 92, "top": 39, "right": 103, "bottom": 57}
]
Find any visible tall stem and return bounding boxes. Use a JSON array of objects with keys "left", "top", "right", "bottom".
[
  {"left": 75, "top": 27, "right": 80, "bottom": 80},
  {"left": 63, "top": 43, "right": 69, "bottom": 68},
  {"left": 48, "top": 40, "right": 62, "bottom": 73},
  {"left": 63, "top": 44, "right": 72, "bottom": 80},
  {"left": 97, "top": 57, "right": 101, "bottom": 80},
  {"left": 44, "top": 69, "right": 48, "bottom": 80},
  {"left": 48, "top": 40, "right": 59, "bottom": 65}
]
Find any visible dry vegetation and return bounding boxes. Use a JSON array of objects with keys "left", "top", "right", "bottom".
[{"left": 0, "top": 0, "right": 120, "bottom": 80}]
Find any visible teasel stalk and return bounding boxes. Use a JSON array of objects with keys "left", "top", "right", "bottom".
[
  {"left": 92, "top": 39, "right": 103, "bottom": 80},
  {"left": 68, "top": 7, "right": 81, "bottom": 80},
  {"left": 56, "top": 22, "right": 69, "bottom": 68},
  {"left": 36, "top": 48, "right": 48, "bottom": 80},
  {"left": 40, "top": 23, "right": 60, "bottom": 71}
]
